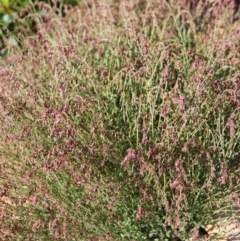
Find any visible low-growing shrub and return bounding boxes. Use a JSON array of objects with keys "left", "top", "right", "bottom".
[{"left": 0, "top": 1, "right": 239, "bottom": 240}]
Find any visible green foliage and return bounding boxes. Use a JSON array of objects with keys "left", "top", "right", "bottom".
[{"left": 0, "top": 1, "right": 239, "bottom": 240}]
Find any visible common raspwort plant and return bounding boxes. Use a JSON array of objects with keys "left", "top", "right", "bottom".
[{"left": 0, "top": 0, "right": 239, "bottom": 240}]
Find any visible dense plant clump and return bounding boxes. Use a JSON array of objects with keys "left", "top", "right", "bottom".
[{"left": 0, "top": 1, "right": 239, "bottom": 240}]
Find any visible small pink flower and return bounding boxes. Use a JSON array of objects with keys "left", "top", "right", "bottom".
[
  {"left": 54, "top": 230, "right": 60, "bottom": 239},
  {"left": 178, "top": 94, "right": 185, "bottom": 112},
  {"left": 181, "top": 143, "right": 188, "bottom": 152},
  {"left": 191, "top": 228, "right": 199, "bottom": 241},
  {"left": 136, "top": 205, "right": 145, "bottom": 220},
  {"left": 174, "top": 215, "right": 181, "bottom": 228},
  {"left": 162, "top": 65, "right": 169, "bottom": 80},
  {"left": 31, "top": 194, "right": 38, "bottom": 205},
  {"left": 121, "top": 149, "right": 140, "bottom": 166},
  {"left": 171, "top": 178, "right": 180, "bottom": 188},
  {"left": 18, "top": 197, "right": 26, "bottom": 207},
  {"left": 32, "top": 220, "right": 42, "bottom": 232},
  {"left": 231, "top": 192, "right": 239, "bottom": 201},
  {"left": 24, "top": 172, "right": 32, "bottom": 185},
  {"left": 161, "top": 105, "right": 168, "bottom": 118},
  {"left": 227, "top": 119, "right": 236, "bottom": 138},
  {"left": 0, "top": 209, "right": 6, "bottom": 219},
  {"left": 158, "top": 167, "right": 165, "bottom": 175},
  {"left": 51, "top": 218, "right": 58, "bottom": 230}
]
